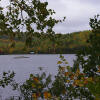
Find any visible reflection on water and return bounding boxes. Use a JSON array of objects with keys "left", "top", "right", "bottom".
[
  {"left": 14, "top": 56, "right": 30, "bottom": 59},
  {"left": 0, "top": 54, "right": 76, "bottom": 99}
]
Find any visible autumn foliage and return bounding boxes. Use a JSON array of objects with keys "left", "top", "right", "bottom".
[{"left": 16, "top": 54, "right": 100, "bottom": 100}]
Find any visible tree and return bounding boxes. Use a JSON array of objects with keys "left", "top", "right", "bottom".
[
  {"left": 0, "top": 0, "right": 65, "bottom": 46},
  {"left": 75, "top": 15, "right": 100, "bottom": 77},
  {"left": 0, "top": 0, "right": 65, "bottom": 98},
  {"left": 0, "top": 71, "right": 17, "bottom": 88},
  {"left": 18, "top": 55, "right": 95, "bottom": 100}
]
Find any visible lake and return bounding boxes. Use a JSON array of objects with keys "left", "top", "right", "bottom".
[{"left": 0, "top": 54, "right": 76, "bottom": 99}]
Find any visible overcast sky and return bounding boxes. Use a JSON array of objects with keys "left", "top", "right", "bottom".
[
  {"left": 45, "top": 0, "right": 100, "bottom": 33},
  {"left": 1, "top": 0, "right": 100, "bottom": 33}
]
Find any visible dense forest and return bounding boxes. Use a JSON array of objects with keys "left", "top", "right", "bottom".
[{"left": 0, "top": 30, "right": 91, "bottom": 54}]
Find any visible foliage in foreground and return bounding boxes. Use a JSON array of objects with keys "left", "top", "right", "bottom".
[
  {"left": 75, "top": 15, "right": 100, "bottom": 77},
  {"left": 8, "top": 15, "right": 100, "bottom": 99},
  {"left": 72, "top": 15, "right": 100, "bottom": 99},
  {"left": 0, "top": 0, "right": 100, "bottom": 99},
  {"left": 8, "top": 55, "right": 100, "bottom": 100},
  {"left": 0, "top": 0, "right": 65, "bottom": 47},
  {"left": 0, "top": 55, "right": 100, "bottom": 100},
  {"left": 0, "top": 71, "right": 15, "bottom": 88}
]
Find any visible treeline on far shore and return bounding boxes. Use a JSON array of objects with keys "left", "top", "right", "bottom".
[{"left": 0, "top": 30, "right": 91, "bottom": 54}]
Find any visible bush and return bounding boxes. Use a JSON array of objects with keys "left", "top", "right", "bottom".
[{"left": 13, "top": 55, "right": 96, "bottom": 100}]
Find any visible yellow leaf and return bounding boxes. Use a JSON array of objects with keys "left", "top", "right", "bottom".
[
  {"left": 32, "top": 93, "right": 37, "bottom": 98},
  {"left": 48, "top": 93, "right": 51, "bottom": 98},
  {"left": 76, "top": 69, "right": 80, "bottom": 73},
  {"left": 59, "top": 67, "right": 65, "bottom": 71},
  {"left": 33, "top": 77, "right": 39, "bottom": 83},
  {"left": 57, "top": 61, "right": 62, "bottom": 64},
  {"left": 87, "top": 77, "right": 93, "bottom": 82},
  {"left": 74, "top": 80, "right": 80, "bottom": 85},
  {"left": 44, "top": 91, "right": 51, "bottom": 99},
  {"left": 97, "top": 66, "right": 100, "bottom": 72},
  {"left": 64, "top": 72, "right": 69, "bottom": 76},
  {"left": 70, "top": 75, "right": 74, "bottom": 80},
  {"left": 66, "top": 80, "right": 70, "bottom": 83},
  {"left": 32, "top": 83, "right": 36, "bottom": 88},
  {"left": 81, "top": 77, "right": 84, "bottom": 80},
  {"left": 65, "top": 61, "right": 68, "bottom": 64},
  {"left": 79, "top": 84, "right": 84, "bottom": 87},
  {"left": 84, "top": 80, "right": 88, "bottom": 85}
]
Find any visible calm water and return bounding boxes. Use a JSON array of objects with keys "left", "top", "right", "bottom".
[{"left": 0, "top": 54, "right": 76, "bottom": 99}]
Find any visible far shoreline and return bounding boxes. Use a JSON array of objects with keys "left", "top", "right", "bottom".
[{"left": 0, "top": 53, "right": 76, "bottom": 55}]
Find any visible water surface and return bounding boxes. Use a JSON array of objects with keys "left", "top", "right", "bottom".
[{"left": 0, "top": 54, "right": 76, "bottom": 99}]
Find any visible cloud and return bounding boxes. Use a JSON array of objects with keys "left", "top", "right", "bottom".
[
  {"left": 0, "top": 0, "right": 100, "bottom": 33},
  {"left": 46, "top": 0, "right": 100, "bottom": 33}
]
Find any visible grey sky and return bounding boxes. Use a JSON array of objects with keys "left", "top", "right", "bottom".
[
  {"left": 1, "top": 0, "right": 100, "bottom": 33},
  {"left": 46, "top": 0, "right": 100, "bottom": 33}
]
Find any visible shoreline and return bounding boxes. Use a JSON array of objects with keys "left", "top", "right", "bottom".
[{"left": 0, "top": 53, "right": 76, "bottom": 55}]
